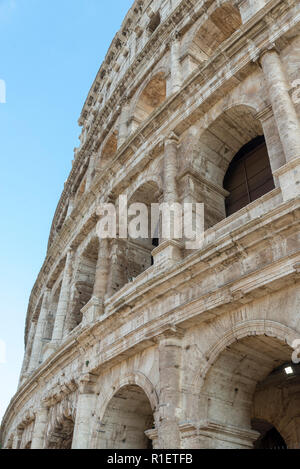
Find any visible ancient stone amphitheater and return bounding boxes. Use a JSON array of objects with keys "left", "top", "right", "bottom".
[{"left": 2, "top": 0, "right": 300, "bottom": 450}]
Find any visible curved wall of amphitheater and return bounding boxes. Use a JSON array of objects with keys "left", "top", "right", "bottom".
[{"left": 3, "top": 0, "right": 300, "bottom": 450}]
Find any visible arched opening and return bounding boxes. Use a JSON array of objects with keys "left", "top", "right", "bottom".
[
  {"left": 148, "top": 12, "right": 161, "bottom": 34},
  {"left": 133, "top": 73, "right": 166, "bottom": 128},
  {"left": 46, "top": 416, "right": 75, "bottom": 450},
  {"left": 107, "top": 181, "right": 160, "bottom": 297},
  {"left": 42, "top": 282, "right": 61, "bottom": 345},
  {"left": 97, "top": 385, "right": 154, "bottom": 449},
  {"left": 252, "top": 419, "right": 287, "bottom": 449},
  {"left": 187, "top": 105, "right": 273, "bottom": 228},
  {"left": 6, "top": 435, "right": 14, "bottom": 449},
  {"left": 189, "top": 4, "right": 242, "bottom": 63},
  {"left": 224, "top": 136, "right": 275, "bottom": 216},
  {"left": 65, "top": 238, "right": 99, "bottom": 333},
  {"left": 199, "top": 334, "right": 299, "bottom": 449},
  {"left": 100, "top": 131, "right": 118, "bottom": 169}
]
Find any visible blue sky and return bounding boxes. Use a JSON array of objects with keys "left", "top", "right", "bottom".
[{"left": 0, "top": 0, "right": 133, "bottom": 422}]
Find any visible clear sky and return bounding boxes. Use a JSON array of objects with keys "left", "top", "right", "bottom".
[{"left": 0, "top": 0, "right": 133, "bottom": 422}]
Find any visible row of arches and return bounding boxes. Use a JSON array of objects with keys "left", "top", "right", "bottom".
[
  {"left": 26, "top": 103, "right": 279, "bottom": 369},
  {"left": 68, "top": 2, "right": 244, "bottom": 206},
  {"left": 9, "top": 322, "right": 300, "bottom": 449}
]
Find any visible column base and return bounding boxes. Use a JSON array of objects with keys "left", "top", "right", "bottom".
[
  {"left": 151, "top": 240, "right": 184, "bottom": 268},
  {"left": 81, "top": 297, "right": 104, "bottom": 326},
  {"left": 274, "top": 156, "right": 300, "bottom": 202}
]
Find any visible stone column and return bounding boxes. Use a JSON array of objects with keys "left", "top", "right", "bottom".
[
  {"left": 260, "top": 48, "right": 300, "bottom": 163},
  {"left": 51, "top": 249, "right": 74, "bottom": 345},
  {"left": 163, "top": 132, "right": 179, "bottom": 205},
  {"left": 93, "top": 239, "right": 110, "bottom": 301},
  {"left": 18, "top": 321, "right": 36, "bottom": 385},
  {"left": 86, "top": 152, "right": 97, "bottom": 191},
  {"left": 118, "top": 98, "right": 130, "bottom": 148},
  {"left": 157, "top": 327, "right": 184, "bottom": 449},
  {"left": 152, "top": 133, "right": 183, "bottom": 266},
  {"left": 72, "top": 373, "right": 97, "bottom": 449},
  {"left": 66, "top": 195, "right": 75, "bottom": 218},
  {"left": 169, "top": 32, "right": 182, "bottom": 96},
  {"left": 28, "top": 289, "right": 51, "bottom": 373},
  {"left": 31, "top": 406, "right": 49, "bottom": 449},
  {"left": 12, "top": 429, "right": 23, "bottom": 449},
  {"left": 255, "top": 105, "right": 285, "bottom": 186}
]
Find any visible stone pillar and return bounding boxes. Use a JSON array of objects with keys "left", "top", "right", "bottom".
[
  {"left": 152, "top": 133, "right": 183, "bottom": 266},
  {"left": 118, "top": 98, "right": 130, "bottom": 148},
  {"left": 67, "top": 195, "right": 75, "bottom": 218},
  {"left": 169, "top": 32, "right": 182, "bottom": 96},
  {"left": 28, "top": 289, "right": 51, "bottom": 373},
  {"left": 164, "top": 132, "right": 179, "bottom": 205},
  {"left": 157, "top": 327, "right": 184, "bottom": 449},
  {"left": 31, "top": 406, "right": 49, "bottom": 449},
  {"left": 18, "top": 321, "right": 36, "bottom": 385},
  {"left": 260, "top": 48, "right": 300, "bottom": 163},
  {"left": 255, "top": 105, "right": 285, "bottom": 186},
  {"left": 72, "top": 373, "right": 97, "bottom": 449},
  {"left": 93, "top": 239, "right": 110, "bottom": 301},
  {"left": 51, "top": 249, "right": 74, "bottom": 345},
  {"left": 86, "top": 152, "right": 97, "bottom": 190},
  {"left": 12, "top": 429, "right": 22, "bottom": 449}
]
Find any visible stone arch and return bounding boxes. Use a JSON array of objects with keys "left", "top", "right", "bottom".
[
  {"left": 96, "top": 372, "right": 158, "bottom": 449},
  {"left": 184, "top": 1, "right": 242, "bottom": 64},
  {"left": 99, "top": 372, "right": 159, "bottom": 420},
  {"left": 45, "top": 399, "right": 77, "bottom": 450},
  {"left": 64, "top": 236, "right": 99, "bottom": 333},
  {"left": 107, "top": 180, "right": 161, "bottom": 296},
  {"left": 193, "top": 320, "right": 300, "bottom": 448},
  {"left": 252, "top": 375, "right": 300, "bottom": 449},
  {"left": 131, "top": 72, "right": 167, "bottom": 128},
  {"left": 98, "top": 129, "right": 118, "bottom": 170},
  {"left": 181, "top": 103, "right": 275, "bottom": 228},
  {"left": 199, "top": 320, "right": 299, "bottom": 380},
  {"left": 46, "top": 415, "right": 75, "bottom": 449},
  {"left": 197, "top": 104, "right": 264, "bottom": 186},
  {"left": 42, "top": 281, "right": 62, "bottom": 346}
]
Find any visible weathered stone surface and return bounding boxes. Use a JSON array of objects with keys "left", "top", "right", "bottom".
[{"left": 2, "top": 0, "right": 300, "bottom": 450}]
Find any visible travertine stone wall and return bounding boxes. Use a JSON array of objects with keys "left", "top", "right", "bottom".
[{"left": 2, "top": 0, "right": 300, "bottom": 450}]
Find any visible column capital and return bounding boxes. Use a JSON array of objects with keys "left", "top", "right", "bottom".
[
  {"left": 165, "top": 131, "right": 179, "bottom": 147},
  {"left": 78, "top": 372, "right": 98, "bottom": 395},
  {"left": 258, "top": 42, "right": 280, "bottom": 65},
  {"left": 166, "top": 30, "right": 181, "bottom": 49},
  {"left": 254, "top": 104, "right": 273, "bottom": 122},
  {"left": 146, "top": 323, "right": 185, "bottom": 342}
]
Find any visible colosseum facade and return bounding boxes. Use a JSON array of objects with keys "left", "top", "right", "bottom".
[{"left": 2, "top": 0, "right": 300, "bottom": 450}]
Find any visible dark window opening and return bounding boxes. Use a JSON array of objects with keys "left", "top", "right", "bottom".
[
  {"left": 151, "top": 238, "right": 159, "bottom": 266},
  {"left": 224, "top": 136, "right": 275, "bottom": 217},
  {"left": 253, "top": 426, "right": 287, "bottom": 450},
  {"left": 148, "top": 13, "right": 161, "bottom": 34}
]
